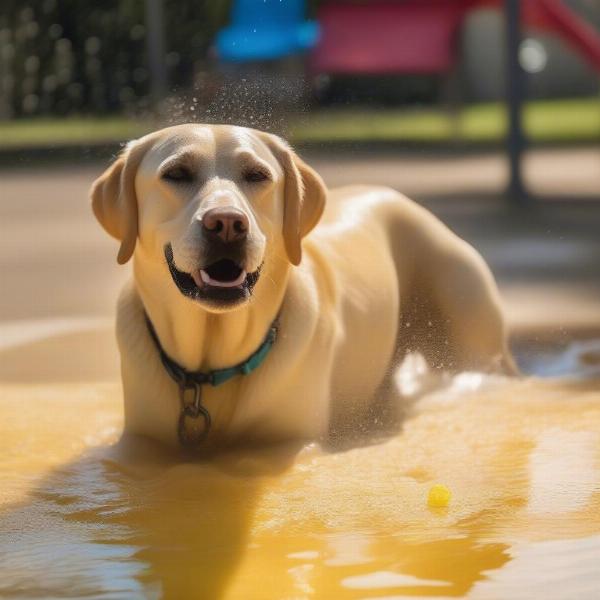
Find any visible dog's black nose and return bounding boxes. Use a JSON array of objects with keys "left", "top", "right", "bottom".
[{"left": 202, "top": 208, "right": 249, "bottom": 243}]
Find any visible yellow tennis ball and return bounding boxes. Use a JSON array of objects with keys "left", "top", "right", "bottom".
[{"left": 427, "top": 483, "right": 451, "bottom": 508}]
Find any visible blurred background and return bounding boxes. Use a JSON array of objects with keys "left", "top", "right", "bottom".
[{"left": 0, "top": 0, "right": 599, "bottom": 379}]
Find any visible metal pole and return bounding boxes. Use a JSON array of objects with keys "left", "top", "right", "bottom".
[
  {"left": 505, "top": 0, "right": 528, "bottom": 203},
  {"left": 145, "top": 0, "right": 168, "bottom": 107}
]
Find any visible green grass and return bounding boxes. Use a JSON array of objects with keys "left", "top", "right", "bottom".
[
  {"left": 0, "top": 117, "right": 153, "bottom": 148},
  {"left": 291, "top": 98, "right": 600, "bottom": 143},
  {"left": 0, "top": 98, "right": 598, "bottom": 149}
]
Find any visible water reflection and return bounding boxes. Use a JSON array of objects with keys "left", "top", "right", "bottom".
[
  {"left": 2, "top": 435, "right": 302, "bottom": 599},
  {"left": 1, "top": 341, "right": 600, "bottom": 598}
]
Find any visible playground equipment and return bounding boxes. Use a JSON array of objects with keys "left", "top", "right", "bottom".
[{"left": 310, "top": 0, "right": 600, "bottom": 76}]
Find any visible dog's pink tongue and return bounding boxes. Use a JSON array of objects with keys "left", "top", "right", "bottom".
[
  {"left": 191, "top": 270, "right": 204, "bottom": 288},
  {"left": 193, "top": 269, "right": 247, "bottom": 288}
]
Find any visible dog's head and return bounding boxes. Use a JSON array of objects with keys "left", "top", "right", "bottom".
[{"left": 91, "top": 124, "right": 326, "bottom": 311}]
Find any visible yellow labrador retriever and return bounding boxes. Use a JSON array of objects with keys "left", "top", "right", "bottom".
[{"left": 92, "top": 124, "right": 514, "bottom": 450}]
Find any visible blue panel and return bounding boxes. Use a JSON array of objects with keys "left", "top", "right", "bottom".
[{"left": 216, "top": 0, "right": 320, "bottom": 62}]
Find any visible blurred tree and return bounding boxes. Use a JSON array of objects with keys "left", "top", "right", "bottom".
[{"left": 0, "top": 0, "right": 232, "bottom": 118}]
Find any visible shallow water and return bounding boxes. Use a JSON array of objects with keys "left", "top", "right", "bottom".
[{"left": 1, "top": 338, "right": 600, "bottom": 599}]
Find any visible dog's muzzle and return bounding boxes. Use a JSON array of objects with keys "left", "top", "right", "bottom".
[{"left": 164, "top": 243, "right": 261, "bottom": 307}]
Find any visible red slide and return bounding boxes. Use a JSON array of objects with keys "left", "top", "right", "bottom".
[
  {"left": 528, "top": 0, "right": 600, "bottom": 71},
  {"left": 475, "top": 0, "right": 600, "bottom": 71},
  {"left": 311, "top": 0, "right": 600, "bottom": 76}
]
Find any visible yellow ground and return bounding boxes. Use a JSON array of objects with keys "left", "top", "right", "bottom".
[{"left": 1, "top": 372, "right": 600, "bottom": 598}]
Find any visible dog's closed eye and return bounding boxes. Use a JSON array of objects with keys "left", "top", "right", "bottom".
[
  {"left": 161, "top": 165, "right": 195, "bottom": 183},
  {"left": 243, "top": 168, "right": 271, "bottom": 184}
]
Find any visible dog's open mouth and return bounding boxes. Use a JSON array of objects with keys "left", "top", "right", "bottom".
[
  {"left": 164, "top": 244, "right": 261, "bottom": 306},
  {"left": 192, "top": 259, "right": 247, "bottom": 288}
]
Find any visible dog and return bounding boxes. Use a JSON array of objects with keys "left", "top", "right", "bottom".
[{"left": 91, "top": 124, "right": 515, "bottom": 450}]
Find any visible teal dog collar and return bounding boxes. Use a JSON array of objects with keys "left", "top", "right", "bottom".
[{"left": 145, "top": 313, "right": 278, "bottom": 447}]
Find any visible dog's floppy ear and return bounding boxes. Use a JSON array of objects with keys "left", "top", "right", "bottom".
[
  {"left": 260, "top": 133, "right": 327, "bottom": 266},
  {"left": 90, "top": 138, "right": 150, "bottom": 264}
]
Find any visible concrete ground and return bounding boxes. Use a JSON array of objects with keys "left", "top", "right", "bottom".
[{"left": 1, "top": 146, "right": 599, "bottom": 382}]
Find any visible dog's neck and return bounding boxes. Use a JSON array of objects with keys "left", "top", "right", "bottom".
[{"left": 133, "top": 258, "right": 289, "bottom": 373}]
